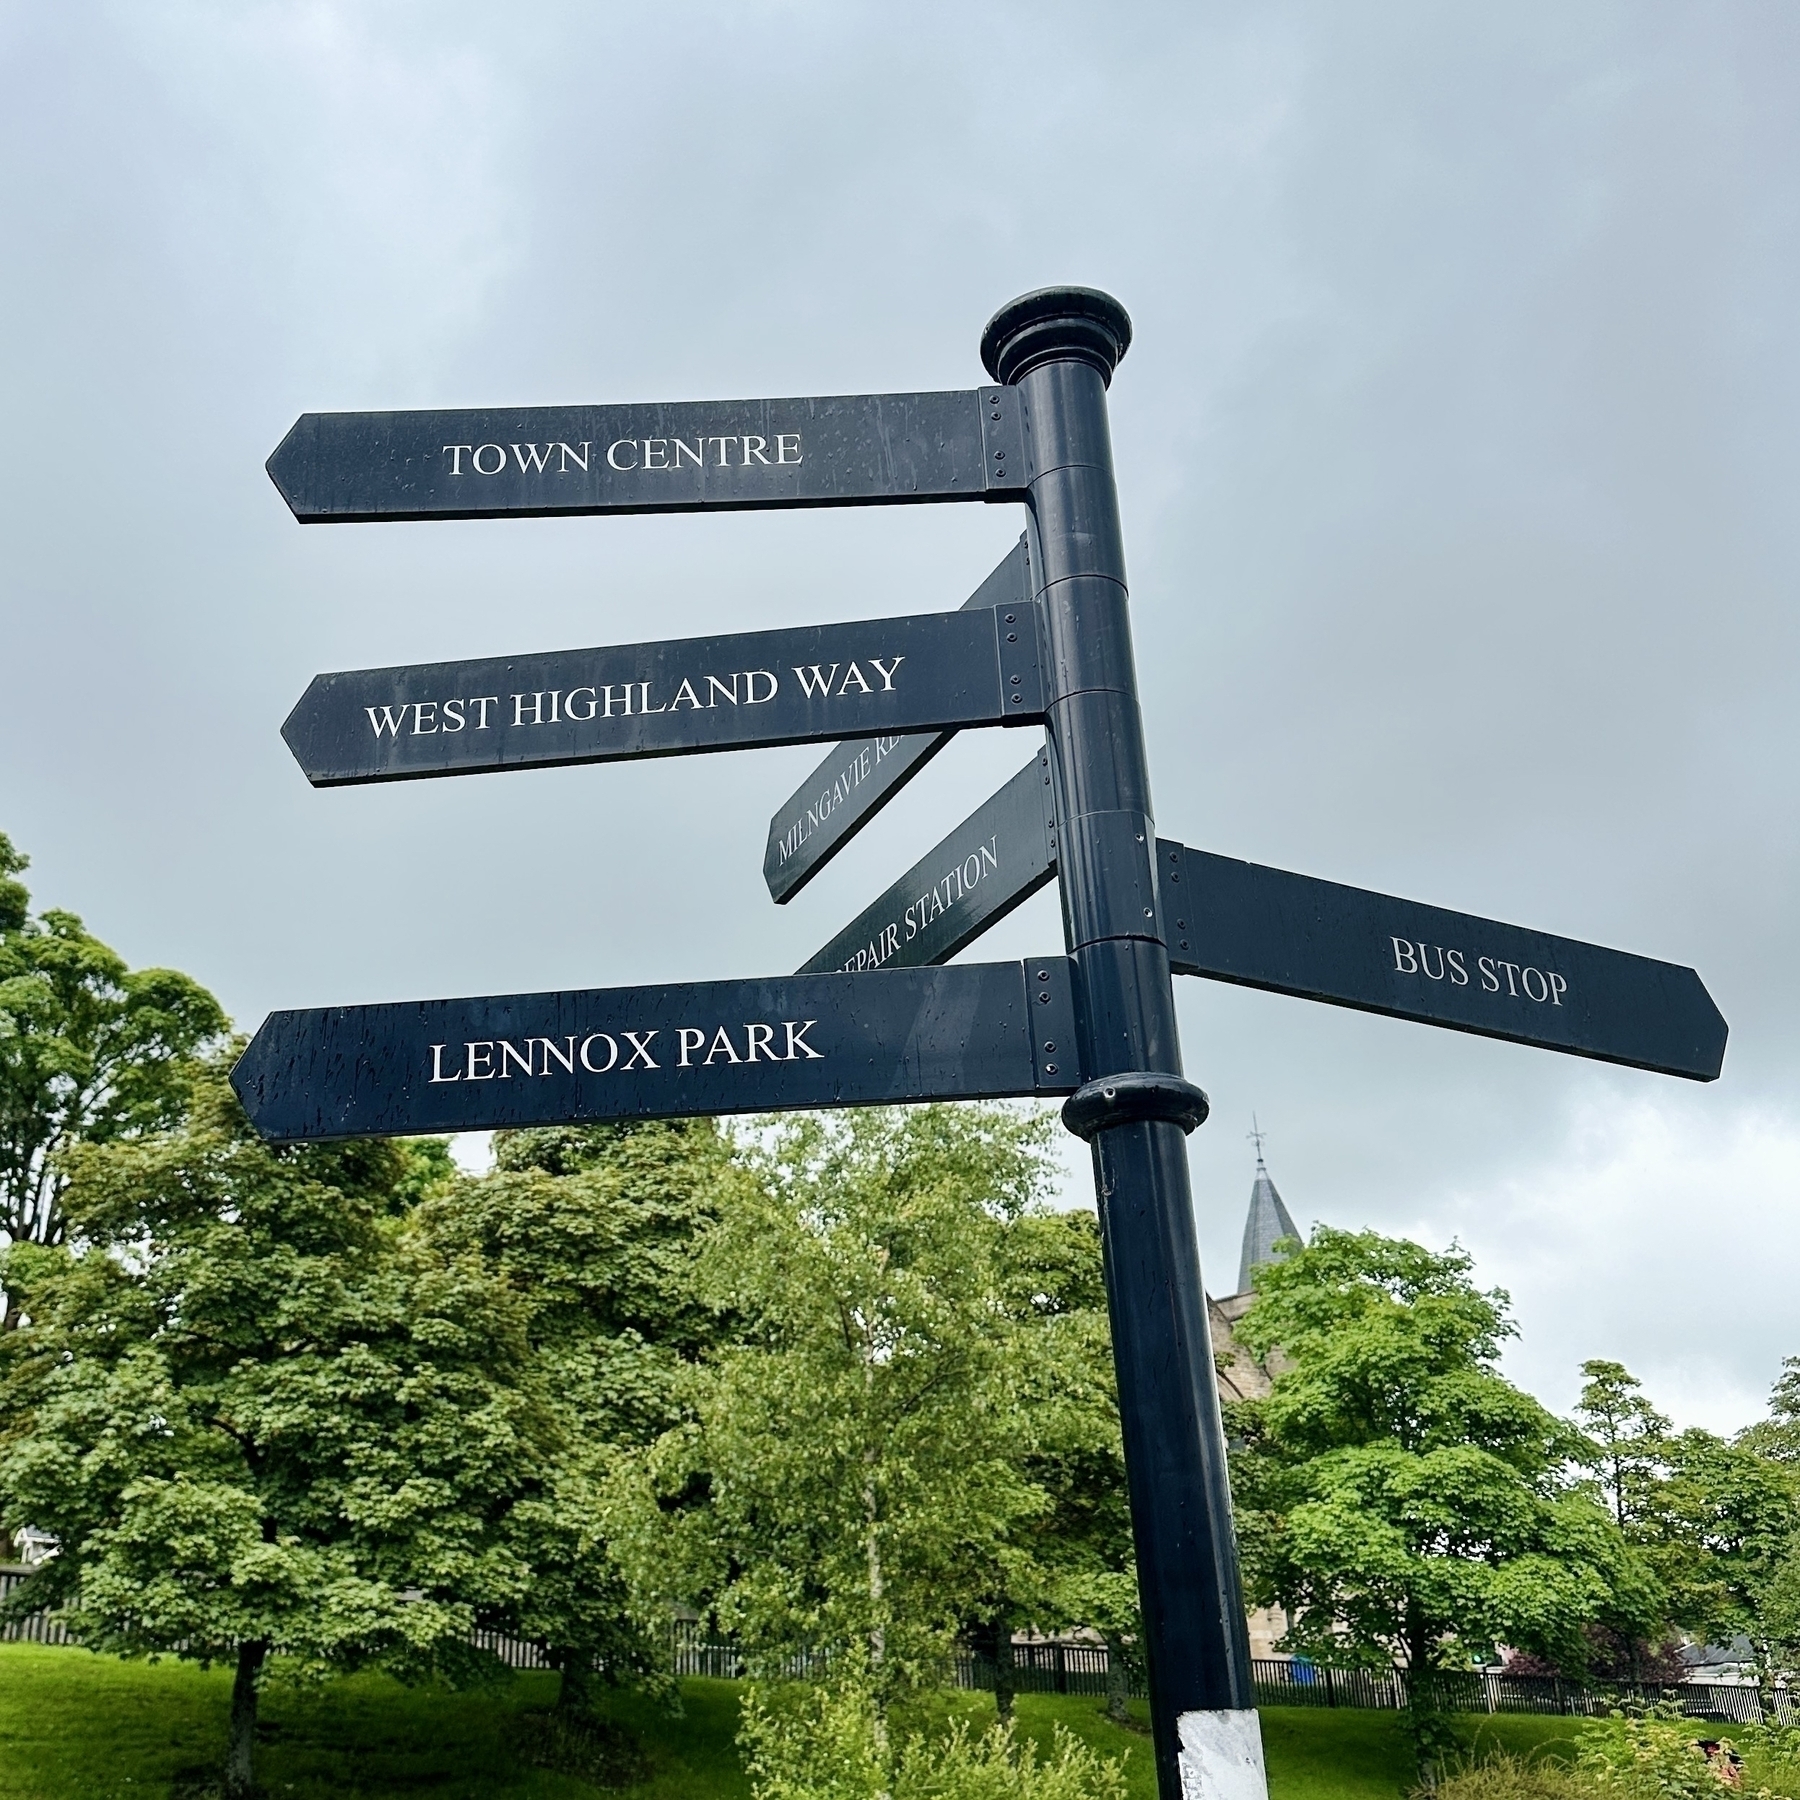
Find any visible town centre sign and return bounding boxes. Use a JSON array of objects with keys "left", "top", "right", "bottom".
[{"left": 238, "top": 289, "right": 1727, "bottom": 1800}]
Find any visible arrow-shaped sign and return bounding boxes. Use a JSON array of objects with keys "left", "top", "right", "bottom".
[
  {"left": 282, "top": 607, "right": 1044, "bottom": 787},
  {"left": 763, "top": 538, "right": 1035, "bottom": 902},
  {"left": 784, "top": 798, "right": 1727, "bottom": 1081},
  {"left": 268, "top": 389, "right": 1029, "bottom": 524},
  {"left": 232, "top": 959, "right": 1080, "bottom": 1143},
  {"left": 1159, "top": 842, "right": 1727, "bottom": 1082},
  {"left": 798, "top": 751, "right": 1057, "bottom": 974}
]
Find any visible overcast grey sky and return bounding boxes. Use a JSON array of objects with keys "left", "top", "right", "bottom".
[{"left": 2, "top": 2, "right": 1795, "bottom": 1433}]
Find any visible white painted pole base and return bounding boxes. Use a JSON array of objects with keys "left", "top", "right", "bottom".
[{"left": 1177, "top": 1710, "right": 1269, "bottom": 1800}]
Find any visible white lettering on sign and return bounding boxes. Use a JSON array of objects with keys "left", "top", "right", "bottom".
[
  {"left": 836, "top": 835, "right": 1002, "bottom": 974},
  {"left": 362, "top": 652, "right": 907, "bottom": 745},
  {"left": 774, "top": 735, "right": 907, "bottom": 867},
  {"left": 447, "top": 435, "right": 805, "bottom": 475},
  {"left": 426, "top": 1020, "right": 823, "bottom": 1084},
  {"left": 1390, "top": 937, "right": 1568, "bottom": 1006},
  {"left": 792, "top": 659, "right": 903, "bottom": 700}
]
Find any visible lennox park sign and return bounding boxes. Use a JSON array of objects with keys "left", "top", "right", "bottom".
[{"left": 239, "top": 289, "right": 1725, "bottom": 1800}]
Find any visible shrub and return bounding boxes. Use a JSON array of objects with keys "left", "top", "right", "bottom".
[
  {"left": 738, "top": 1678, "right": 1127, "bottom": 1800},
  {"left": 1575, "top": 1707, "right": 1796, "bottom": 1799},
  {"left": 1428, "top": 1753, "right": 1588, "bottom": 1799},
  {"left": 893, "top": 1719, "right": 1128, "bottom": 1800}
]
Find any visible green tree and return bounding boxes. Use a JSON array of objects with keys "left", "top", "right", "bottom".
[
  {"left": 1640, "top": 1425, "right": 1800, "bottom": 1671},
  {"left": 629, "top": 1104, "right": 1057, "bottom": 1717},
  {"left": 1740, "top": 1359, "right": 1800, "bottom": 1684},
  {"left": 966, "top": 1206, "right": 1139, "bottom": 1721},
  {"left": 0, "top": 831, "right": 226, "bottom": 1281},
  {"left": 1228, "top": 1228, "right": 1663, "bottom": 1777},
  {"left": 1573, "top": 1359, "right": 1671, "bottom": 1531},
  {"left": 0, "top": 1062, "right": 553, "bottom": 1798},
  {"left": 1739, "top": 1358, "right": 1800, "bottom": 1466},
  {"left": 415, "top": 1118, "right": 741, "bottom": 1709}
]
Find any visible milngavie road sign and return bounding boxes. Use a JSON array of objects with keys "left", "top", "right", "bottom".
[
  {"left": 268, "top": 388, "right": 1029, "bottom": 521},
  {"left": 763, "top": 537, "right": 1034, "bottom": 901},
  {"left": 232, "top": 960, "right": 1079, "bottom": 1142},
  {"left": 282, "top": 606, "right": 1043, "bottom": 786}
]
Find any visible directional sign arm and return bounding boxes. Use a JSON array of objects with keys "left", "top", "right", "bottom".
[
  {"left": 1158, "top": 842, "right": 1727, "bottom": 1082},
  {"left": 268, "top": 388, "right": 1029, "bottom": 522},
  {"left": 282, "top": 606, "right": 1044, "bottom": 787},
  {"left": 799, "top": 752, "right": 1057, "bottom": 975},
  {"left": 763, "top": 538, "right": 1035, "bottom": 902},
  {"left": 231, "top": 960, "right": 1080, "bottom": 1142}
]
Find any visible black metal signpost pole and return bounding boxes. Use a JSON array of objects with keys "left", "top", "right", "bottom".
[
  {"left": 981, "top": 290, "right": 1262, "bottom": 1798},
  {"left": 252, "top": 285, "right": 1727, "bottom": 1800}
]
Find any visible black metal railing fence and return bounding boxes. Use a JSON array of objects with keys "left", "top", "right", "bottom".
[{"left": 6, "top": 1571, "right": 1791, "bottom": 1727}]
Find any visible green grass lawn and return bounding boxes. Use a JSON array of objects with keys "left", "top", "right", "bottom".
[{"left": 0, "top": 1641, "right": 1583, "bottom": 1799}]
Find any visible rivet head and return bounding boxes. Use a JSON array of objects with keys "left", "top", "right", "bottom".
[
  {"left": 1007, "top": 631, "right": 1017, "bottom": 642},
  {"left": 1144, "top": 908, "right": 1154, "bottom": 918},
  {"left": 1012, "top": 694, "right": 1022, "bottom": 704},
  {"left": 1176, "top": 919, "right": 1186, "bottom": 930},
  {"left": 1043, "top": 1041, "right": 1055, "bottom": 1052},
  {"left": 1045, "top": 1064, "right": 1057, "bottom": 1075},
  {"left": 1037, "top": 971, "right": 1049, "bottom": 981}
]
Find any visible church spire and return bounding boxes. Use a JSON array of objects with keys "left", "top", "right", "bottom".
[{"left": 1237, "top": 1119, "right": 1301, "bottom": 1295}]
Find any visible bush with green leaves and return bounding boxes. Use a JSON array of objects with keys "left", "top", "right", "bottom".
[
  {"left": 1575, "top": 1707, "right": 1797, "bottom": 1798},
  {"left": 738, "top": 1673, "right": 1127, "bottom": 1800}
]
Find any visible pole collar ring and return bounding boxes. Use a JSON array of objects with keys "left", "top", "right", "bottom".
[{"left": 1061, "top": 1071, "right": 1210, "bottom": 1141}]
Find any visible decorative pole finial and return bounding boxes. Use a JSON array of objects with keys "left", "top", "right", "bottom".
[{"left": 1247, "top": 1115, "right": 1268, "bottom": 1168}]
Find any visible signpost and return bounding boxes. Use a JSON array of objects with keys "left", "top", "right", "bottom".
[
  {"left": 234, "top": 959, "right": 1078, "bottom": 1141},
  {"left": 1159, "top": 844, "right": 1726, "bottom": 1082},
  {"left": 267, "top": 388, "right": 1028, "bottom": 522},
  {"left": 763, "top": 537, "right": 1034, "bottom": 900},
  {"left": 789, "top": 809, "right": 1726, "bottom": 1082},
  {"left": 245, "top": 286, "right": 1727, "bottom": 1800},
  {"left": 282, "top": 606, "right": 1043, "bottom": 786},
  {"left": 798, "top": 750, "right": 1057, "bottom": 975}
]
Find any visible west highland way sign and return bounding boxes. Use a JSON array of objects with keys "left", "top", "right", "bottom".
[
  {"left": 282, "top": 605, "right": 1043, "bottom": 785},
  {"left": 240, "top": 288, "right": 1726, "bottom": 1800}
]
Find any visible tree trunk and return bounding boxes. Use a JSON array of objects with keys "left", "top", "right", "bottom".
[
  {"left": 225, "top": 1639, "right": 267, "bottom": 1799},
  {"left": 863, "top": 1465, "right": 890, "bottom": 1762},
  {"left": 1104, "top": 1638, "right": 1130, "bottom": 1725},
  {"left": 554, "top": 1648, "right": 591, "bottom": 1715},
  {"left": 985, "top": 1614, "right": 1016, "bottom": 1722}
]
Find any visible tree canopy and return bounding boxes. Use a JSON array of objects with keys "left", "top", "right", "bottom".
[
  {"left": 625, "top": 1104, "right": 1071, "bottom": 1710},
  {"left": 413, "top": 1118, "right": 742, "bottom": 1707},
  {"left": 1228, "top": 1228, "right": 1663, "bottom": 1690},
  {"left": 0, "top": 1062, "right": 555, "bottom": 1797},
  {"left": 0, "top": 831, "right": 226, "bottom": 1276}
]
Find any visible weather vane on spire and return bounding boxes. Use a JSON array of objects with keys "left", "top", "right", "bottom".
[{"left": 1247, "top": 1115, "right": 1268, "bottom": 1167}]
